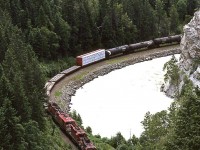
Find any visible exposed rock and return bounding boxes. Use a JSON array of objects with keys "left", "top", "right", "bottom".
[
  {"left": 180, "top": 11, "right": 200, "bottom": 69},
  {"left": 165, "top": 10, "right": 200, "bottom": 97}
]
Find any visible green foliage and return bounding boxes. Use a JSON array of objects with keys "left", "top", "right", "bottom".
[
  {"left": 108, "top": 132, "right": 127, "bottom": 148},
  {"left": 39, "top": 57, "right": 75, "bottom": 79},
  {"left": 86, "top": 126, "right": 93, "bottom": 134},
  {"left": 177, "top": 0, "right": 187, "bottom": 21},
  {"left": 1, "top": 0, "right": 197, "bottom": 60},
  {"left": 165, "top": 81, "right": 200, "bottom": 150},
  {"left": 169, "top": 5, "right": 180, "bottom": 34},
  {"left": 155, "top": 0, "right": 170, "bottom": 36},
  {"left": 28, "top": 27, "right": 60, "bottom": 59},
  {"left": 0, "top": 0, "right": 198, "bottom": 149},
  {"left": 163, "top": 55, "right": 180, "bottom": 87},
  {"left": 70, "top": 110, "right": 83, "bottom": 127},
  {"left": 138, "top": 77, "right": 200, "bottom": 150},
  {"left": 140, "top": 111, "right": 169, "bottom": 149}
]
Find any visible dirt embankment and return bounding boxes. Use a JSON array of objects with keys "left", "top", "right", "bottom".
[{"left": 50, "top": 45, "right": 180, "bottom": 113}]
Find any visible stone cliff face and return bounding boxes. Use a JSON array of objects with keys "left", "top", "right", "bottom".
[
  {"left": 165, "top": 10, "right": 200, "bottom": 97},
  {"left": 180, "top": 10, "right": 200, "bottom": 87},
  {"left": 180, "top": 10, "right": 200, "bottom": 72}
]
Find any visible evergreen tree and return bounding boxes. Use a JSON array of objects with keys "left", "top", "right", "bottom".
[
  {"left": 186, "top": 0, "right": 198, "bottom": 15},
  {"left": 177, "top": 0, "right": 187, "bottom": 21},
  {"left": 166, "top": 81, "right": 200, "bottom": 149},
  {"left": 0, "top": 106, "right": 10, "bottom": 149},
  {"left": 169, "top": 5, "right": 180, "bottom": 34},
  {"left": 109, "top": 132, "right": 126, "bottom": 148},
  {"left": 1, "top": 98, "right": 27, "bottom": 150},
  {"left": 140, "top": 111, "right": 169, "bottom": 149},
  {"left": 0, "top": 10, "right": 12, "bottom": 63},
  {"left": 163, "top": 55, "right": 180, "bottom": 91},
  {"left": 3, "top": 28, "right": 46, "bottom": 129},
  {"left": 3, "top": 30, "right": 32, "bottom": 122},
  {"left": 139, "top": 0, "right": 157, "bottom": 40},
  {"left": 155, "top": 0, "right": 169, "bottom": 36}
]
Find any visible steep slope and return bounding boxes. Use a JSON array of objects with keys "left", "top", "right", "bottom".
[{"left": 165, "top": 10, "right": 200, "bottom": 97}]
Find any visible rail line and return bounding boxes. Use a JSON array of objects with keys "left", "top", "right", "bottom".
[{"left": 45, "top": 35, "right": 182, "bottom": 149}]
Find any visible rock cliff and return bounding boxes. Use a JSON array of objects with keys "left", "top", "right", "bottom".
[{"left": 165, "top": 10, "right": 200, "bottom": 97}]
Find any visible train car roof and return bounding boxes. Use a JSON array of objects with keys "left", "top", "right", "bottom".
[
  {"left": 76, "top": 49, "right": 105, "bottom": 58},
  {"left": 59, "top": 114, "right": 75, "bottom": 123}
]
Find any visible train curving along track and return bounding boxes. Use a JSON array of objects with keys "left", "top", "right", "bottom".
[
  {"left": 49, "top": 44, "right": 180, "bottom": 105},
  {"left": 47, "top": 43, "right": 181, "bottom": 150}
]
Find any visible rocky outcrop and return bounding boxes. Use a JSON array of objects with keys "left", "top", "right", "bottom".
[
  {"left": 164, "top": 10, "right": 200, "bottom": 97},
  {"left": 180, "top": 10, "right": 200, "bottom": 72}
]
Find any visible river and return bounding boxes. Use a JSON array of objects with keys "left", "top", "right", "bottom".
[{"left": 71, "top": 55, "right": 179, "bottom": 140}]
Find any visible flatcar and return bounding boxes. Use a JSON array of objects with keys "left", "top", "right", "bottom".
[{"left": 45, "top": 34, "right": 182, "bottom": 149}]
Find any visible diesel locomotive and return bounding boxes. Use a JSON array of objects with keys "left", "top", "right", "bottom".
[{"left": 45, "top": 34, "right": 182, "bottom": 149}]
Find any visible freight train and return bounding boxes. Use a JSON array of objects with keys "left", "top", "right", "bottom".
[
  {"left": 47, "top": 102, "right": 96, "bottom": 150},
  {"left": 45, "top": 34, "right": 182, "bottom": 149},
  {"left": 45, "top": 34, "right": 181, "bottom": 95}
]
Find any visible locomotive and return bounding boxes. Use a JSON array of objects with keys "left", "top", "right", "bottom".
[
  {"left": 45, "top": 34, "right": 182, "bottom": 149},
  {"left": 47, "top": 102, "right": 96, "bottom": 150}
]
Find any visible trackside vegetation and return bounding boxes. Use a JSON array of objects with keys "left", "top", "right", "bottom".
[{"left": 0, "top": 0, "right": 199, "bottom": 149}]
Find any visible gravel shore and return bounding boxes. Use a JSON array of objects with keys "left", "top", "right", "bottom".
[{"left": 55, "top": 47, "right": 180, "bottom": 113}]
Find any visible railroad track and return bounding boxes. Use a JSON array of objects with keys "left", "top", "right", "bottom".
[
  {"left": 46, "top": 40, "right": 181, "bottom": 149},
  {"left": 49, "top": 44, "right": 180, "bottom": 105}
]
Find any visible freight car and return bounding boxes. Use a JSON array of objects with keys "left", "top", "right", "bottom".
[
  {"left": 76, "top": 49, "right": 106, "bottom": 66},
  {"left": 45, "top": 66, "right": 81, "bottom": 96},
  {"left": 128, "top": 40, "right": 154, "bottom": 52},
  {"left": 105, "top": 34, "right": 182, "bottom": 59},
  {"left": 105, "top": 45, "right": 129, "bottom": 58},
  {"left": 47, "top": 102, "right": 96, "bottom": 150},
  {"left": 153, "top": 34, "right": 181, "bottom": 45},
  {"left": 45, "top": 34, "right": 182, "bottom": 149},
  {"left": 45, "top": 34, "right": 182, "bottom": 94}
]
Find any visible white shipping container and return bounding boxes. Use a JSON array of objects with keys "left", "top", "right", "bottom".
[{"left": 77, "top": 49, "right": 105, "bottom": 66}]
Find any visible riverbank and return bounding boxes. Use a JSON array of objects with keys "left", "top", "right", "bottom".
[{"left": 51, "top": 45, "right": 180, "bottom": 113}]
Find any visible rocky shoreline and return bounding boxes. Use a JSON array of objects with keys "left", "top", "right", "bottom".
[{"left": 58, "top": 47, "right": 181, "bottom": 113}]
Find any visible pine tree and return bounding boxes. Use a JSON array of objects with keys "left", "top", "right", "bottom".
[
  {"left": 3, "top": 28, "right": 46, "bottom": 129},
  {"left": 0, "top": 102, "right": 11, "bottom": 149},
  {"left": 166, "top": 81, "right": 200, "bottom": 149},
  {"left": 169, "top": 5, "right": 180, "bottom": 34},
  {"left": 140, "top": 111, "right": 169, "bottom": 149},
  {"left": 155, "top": 0, "right": 169, "bottom": 36},
  {"left": 3, "top": 99, "right": 27, "bottom": 150},
  {"left": 139, "top": 0, "right": 157, "bottom": 40},
  {"left": 0, "top": 10, "right": 13, "bottom": 63},
  {"left": 177, "top": 0, "right": 187, "bottom": 21}
]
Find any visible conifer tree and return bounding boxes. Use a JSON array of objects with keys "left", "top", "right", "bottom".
[
  {"left": 3, "top": 28, "right": 46, "bottom": 129},
  {"left": 177, "top": 0, "right": 187, "bottom": 21},
  {"left": 169, "top": 5, "right": 180, "bottom": 34},
  {"left": 166, "top": 81, "right": 200, "bottom": 149},
  {"left": 155, "top": 0, "right": 169, "bottom": 36}
]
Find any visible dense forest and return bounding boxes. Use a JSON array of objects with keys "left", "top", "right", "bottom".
[
  {"left": 0, "top": 0, "right": 199, "bottom": 149},
  {"left": 0, "top": 0, "right": 199, "bottom": 61}
]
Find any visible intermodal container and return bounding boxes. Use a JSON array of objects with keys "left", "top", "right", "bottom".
[{"left": 76, "top": 49, "right": 105, "bottom": 66}]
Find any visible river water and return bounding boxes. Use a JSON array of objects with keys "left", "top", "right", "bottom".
[{"left": 71, "top": 55, "right": 179, "bottom": 140}]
